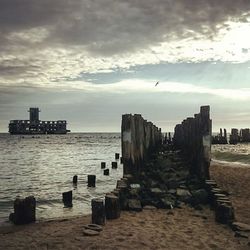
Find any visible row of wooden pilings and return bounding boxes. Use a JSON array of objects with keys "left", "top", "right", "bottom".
[
  {"left": 121, "top": 114, "right": 162, "bottom": 178},
  {"left": 173, "top": 106, "right": 212, "bottom": 180},
  {"left": 91, "top": 114, "right": 163, "bottom": 225},
  {"left": 172, "top": 106, "right": 237, "bottom": 227}
]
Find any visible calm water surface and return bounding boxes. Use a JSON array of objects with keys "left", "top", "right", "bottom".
[{"left": 0, "top": 133, "right": 122, "bottom": 224}]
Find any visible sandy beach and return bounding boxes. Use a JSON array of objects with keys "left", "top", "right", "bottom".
[
  {"left": 0, "top": 205, "right": 248, "bottom": 250},
  {"left": 0, "top": 161, "right": 249, "bottom": 250}
]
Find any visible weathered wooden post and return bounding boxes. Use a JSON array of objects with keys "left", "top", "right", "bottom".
[
  {"left": 88, "top": 175, "right": 96, "bottom": 187},
  {"left": 73, "top": 175, "right": 78, "bottom": 184},
  {"left": 105, "top": 194, "right": 120, "bottom": 219},
  {"left": 112, "top": 162, "right": 118, "bottom": 169},
  {"left": 115, "top": 153, "right": 120, "bottom": 160},
  {"left": 9, "top": 196, "right": 36, "bottom": 225},
  {"left": 199, "top": 105, "right": 211, "bottom": 180},
  {"left": 91, "top": 198, "right": 105, "bottom": 225},
  {"left": 104, "top": 169, "right": 109, "bottom": 175},
  {"left": 101, "top": 162, "right": 106, "bottom": 169},
  {"left": 62, "top": 191, "right": 73, "bottom": 207},
  {"left": 215, "top": 203, "right": 234, "bottom": 224}
]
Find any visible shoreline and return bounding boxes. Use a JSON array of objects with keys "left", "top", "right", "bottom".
[{"left": 0, "top": 160, "right": 249, "bottom": 249}]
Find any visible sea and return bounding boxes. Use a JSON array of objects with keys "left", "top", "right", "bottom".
[
  {"left": 0, "top": 133, "right": 122, "bottom": 224},
  {"left": 212, "top": 143, "right": 250, "bottom": 166}
]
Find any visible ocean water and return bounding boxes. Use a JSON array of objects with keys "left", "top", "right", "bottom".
[
  {"left": 0, "top": 133, "right": 122, "bottom": 224},
  {"left": 212, "top": 143, "right": 250, "bottom": 166}
]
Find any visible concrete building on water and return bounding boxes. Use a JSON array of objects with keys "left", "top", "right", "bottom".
[{"left": 9, "top": 108, "right": 70, "bottom": 134}]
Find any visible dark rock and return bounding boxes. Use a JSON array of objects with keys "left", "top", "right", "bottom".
[
  {"left": 167, "top": 179, "right": 179, "bottom": 189},
  {"left": 160, "top": 198, "right": 174, "bottom": 209},
  {"left": 168, "top": 189, "right": 177, "bottom": 195},
  {"left": 234, "top": 231, "right": 248, "bottom": 239},
  {"left": 83, "top": 229, "right": 100, "bottom": 236},
  {"left": 84, "top": 224, "right": 103, "bottom": 232},
  {"left": 231, "top": 222, "right": 250, "bottom": 232},
  {"left": 191, "top": 189, "right": 208, "bottom": 204},
  {"left": 150, "top": 188, "right": 166, "bottom": 197},
  {"left": 194, "top": 204, "right": 203, "bottom": 210},
  {"left": 128, "top": 199, "right": 142, "bottom": 212},
  {"left": 129, "top": 188, "right": 140, "bottom": 199},
  {"left": 176, "top": 188, "right": 192, "bottom": 202},
  {"left": 130, "top": 183, "right": 140, "bottom": 188},
  {"left": 143, "top": 205, "right": 157, "bottom": 210}
]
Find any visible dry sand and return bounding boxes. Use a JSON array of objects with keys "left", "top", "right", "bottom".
[
  {"left": 0, "top": 161, "right": 249, "bottom": 250},
  {"left": 210, "top": 161, "right": 250, "bottom": 225}
]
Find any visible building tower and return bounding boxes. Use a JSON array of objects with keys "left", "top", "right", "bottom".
[{"left": 28, "top": 107, "right": 40, "bottom": 122}]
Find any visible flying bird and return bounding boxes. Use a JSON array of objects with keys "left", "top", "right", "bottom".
[{"left": 155, "top": 81, "right": 159, "bottom": 87}]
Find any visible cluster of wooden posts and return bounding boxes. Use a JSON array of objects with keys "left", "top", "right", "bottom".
[
  {"left": 9, "top": 153, "right": 122, "bottom": 225},
  {"left": 212, "top": 128, "right": 250, "bottom": 145},
  {"left": 212, "top": 128, "right": 228, "bottom": 144},
  {"left": 121, "top": 114, "right": 162, "bottom": 177},
  {"left": 173, "top": 106, "right": 212, "bottom": 180},
  {"left": 91, "top": 174, "right": 134, "bottom": 225}
]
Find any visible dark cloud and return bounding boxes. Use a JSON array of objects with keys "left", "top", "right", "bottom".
[{"left": 0, "top": 0, "right": 249, "bottom": 54}]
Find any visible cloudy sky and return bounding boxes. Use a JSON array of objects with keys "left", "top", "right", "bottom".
[{"left": 0, "top": 0, "right": 250, "bottom": 132}]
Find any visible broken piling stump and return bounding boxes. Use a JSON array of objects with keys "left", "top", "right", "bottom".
[
  {"left": 103, "top": 169, "right": 109, "bottom": 175},
  {"left": 9, "top": 196, "right": 36, "bottom": 225},
  {"left": 115, "top": 153, "right": 120, "bottom": 160},
  {"left": 101, "top": 162, "right": 106, "bottom": 169},
  {"left": 105, "top": 194, "right": 120, "bottom": 219},
  {"left": 73, "top": 175, "right": 78, "bottom": 184},
  {"left": 112, "top": 162, "right": 118, "bottom": 169},
  {"left": 88, "top": 175, "right": 96, "bottom": 187},
  {"left": 215, "top": 203, "right": 234, "bottom": 224},
  {"left": 91, "top": 198, "right": 105, "bottom": 225},
  {"left": 62, "top": 191, "right": 73, "bottom": 207}
]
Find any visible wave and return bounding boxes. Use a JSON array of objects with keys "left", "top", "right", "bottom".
[{"left": 212, "top": 151, "right": 250, "bottom": 165}]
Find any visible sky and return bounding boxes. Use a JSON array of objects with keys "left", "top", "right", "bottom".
[{"left": 0, "top": 0, "right": 250, "bottom": 132}]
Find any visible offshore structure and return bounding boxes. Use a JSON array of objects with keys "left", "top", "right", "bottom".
[{"left": 9, "top": 108, "right": 70, "bottom": 134}]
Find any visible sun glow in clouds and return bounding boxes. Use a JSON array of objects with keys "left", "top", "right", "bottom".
[{"left": 39, "top": 79, "right": 250, "bottom": 101}]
